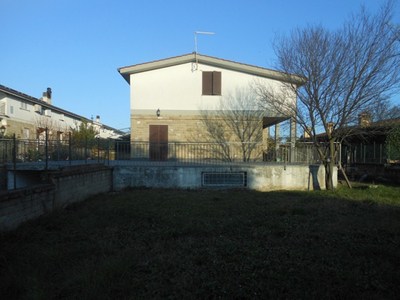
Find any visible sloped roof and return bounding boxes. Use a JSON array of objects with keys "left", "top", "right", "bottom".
[
  {"left": 118, "top": 52, "right": 305, "bottom": 85},
  {"left": 0, "top": 84, "right": 124, "bottom": 133}
]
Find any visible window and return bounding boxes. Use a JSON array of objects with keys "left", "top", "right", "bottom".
[
  {"left": 37, "top": 128, "right": 45, "bottom": 140},
  {"left": 20, "top": 101, "right": 28, "bottom": 110},
  {"left": 57, "top": 131, "right": 63, "bottom": 140},
  {"left": 10, "top": 106, "right": 14, "bottom": 114},
  {"left": 202, "top": 71, "right": 221, "bottom": 95},
  {"left": 24, "top": 129, "right": 29, "bottom": 141},
  {"left": 0, "top": 101, "right": 5, "bottom": 115}
]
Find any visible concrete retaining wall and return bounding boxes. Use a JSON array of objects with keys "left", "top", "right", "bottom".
[
  {"left": 1, "top": 163, "right": 336, "bottom": 231},
  {"left": 113, "top": 164, "right": 335, "bottom": 191},
  {"left": 0, "top": 164, "right": 113, "bottom": 231}
]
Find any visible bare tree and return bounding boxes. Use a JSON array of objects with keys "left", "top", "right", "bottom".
[
  {"left": 199, "top": 88, "right": 265, "bottom": 162},
  {"left": 35, "top": 115, "right": 70, "bottom": 140},
  {"left": 367, "top": 99, "right": 400, "bottom": 122},
  {"left": 256, "top": 0, "right": 400, "bottom": 189}
]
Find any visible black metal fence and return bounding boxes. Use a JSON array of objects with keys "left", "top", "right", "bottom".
[
  {"left": 342, "top": 142, "right": 400, "bottom": 164},
  {"left": 0, "top": 138, "right": 332, "bottom": 167}
]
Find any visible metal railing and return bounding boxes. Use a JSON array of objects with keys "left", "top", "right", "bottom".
[
  {"left": 0, "top": 138, "right": 331, "bottom": 167},
  {"left": 342, "top": 142, "right": 400, "bottom": 164}
]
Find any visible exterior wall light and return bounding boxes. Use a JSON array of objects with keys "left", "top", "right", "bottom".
[
  {"left": 156, "top": 109, "right": 161, "bottom": 117},
  {"left": 0, "top": 125, "right": 6, "bottom": 138}
]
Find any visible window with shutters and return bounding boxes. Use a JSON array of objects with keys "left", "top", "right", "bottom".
[
  {"left": 20, "top": 101, "right": 28, "bottom": 110},
  {"left": 202, "top": 71, "right": 221, "bottom": 95},
  {"left": 0, "top": 101, "right": 5, "bottom": 115}
]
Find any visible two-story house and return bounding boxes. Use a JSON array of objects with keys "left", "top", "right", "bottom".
[
  {"left": 118, "top": 53, "right": 303, "bottom": 159},
  {"left": 0, "top": 84, "right": 124, "bottom": 140}
]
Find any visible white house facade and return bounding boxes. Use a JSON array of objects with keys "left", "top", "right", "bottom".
[
  {"left": 118, "top": 53, "right": 302, "bottom": 146},
  {"left": 0, "top": 85, "right": 124, "bottom": 140}
]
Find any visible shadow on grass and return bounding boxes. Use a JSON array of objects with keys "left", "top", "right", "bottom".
[{"left": 1, "top": 186, "right": 400, "bottom": 300}]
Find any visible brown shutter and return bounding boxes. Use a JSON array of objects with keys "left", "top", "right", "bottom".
[
  {"left": 212, "top": 71, "right": 221, "bottom": 95},
  {"left": 202, "top": 71, "right": 212, "bottom": 95}
]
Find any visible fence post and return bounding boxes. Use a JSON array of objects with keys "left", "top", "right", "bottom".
[
  {"left": 85, "top": 137, "right": 88, "bottom": 163},
  {"left": 45, "top": 127, "right": 48, "bottom": 171},
  {"left": 57, "top": 138, "right": 60, "bottom": 163},
  {"left": 174, "top": 142, "right": 177, "bottom": 167},
  {"left": 373, "top": 142, "right": 376, "bottom": 162},
  {"left": 363, "top": 144, "right": 366, "bottom": 163},
  {"left": 13, "top": 134, "right": 16, "bottom": 189},
  {"left": 115, "top": 141, "right": 118, "bottom": 161},
  {"left": 69, "top": 132, "right": 72, "bottom": 165},
  {"left": 107, "top": 139, "right": 110, "bottom": 166}
]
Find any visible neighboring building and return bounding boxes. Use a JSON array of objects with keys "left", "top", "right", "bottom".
[
  {"left": 341, "top": 115, "right": 400, "bottom": 165},
  {"left": 300, "top": 113, "right": 400, "bottom": 165},
  {"left": 0, "top": 84, "right": 124, "bottom": 140},
  {"left": 118, "top": 53, "right": 303, "bottom": 150}
]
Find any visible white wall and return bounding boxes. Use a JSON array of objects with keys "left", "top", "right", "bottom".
[
  {"left": 130, "top": 62, "right": 295, "bottom": 113},
  {"left": 113, "top": 164, "right": 335, "bottom": 191}
]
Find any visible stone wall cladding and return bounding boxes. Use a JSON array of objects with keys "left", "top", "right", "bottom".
[
  {"left": 131, "top": 114, "right": 205, "bottom": 142},
  {"left": 1, "top": 119, "right": 36, "bottom": 139},
  {"left": 0, "top": 163, "right": 113, "bottom": 231},
  {"left": 48, "top": 164, "right": 113, "bottom": 208},
  {"left": 131, "top": 114, "right": 267, "bottom": 151},
  {"left": 0, "top": 184, "right": 55, "bottom": 231}
]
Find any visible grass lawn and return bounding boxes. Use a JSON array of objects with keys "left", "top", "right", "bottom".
[{"left": 1, "top": 184, "right": 400, "bottom": 299}]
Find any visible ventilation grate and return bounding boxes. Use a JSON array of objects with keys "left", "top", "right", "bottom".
[{"left": 202, "top": 172, "right": 247, "bottom": 187}]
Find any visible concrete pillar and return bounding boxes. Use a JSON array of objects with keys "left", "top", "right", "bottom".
[
  {"left": 290, "top": 117, "right": 296, "bottom": 162},
  {"left": 275, "top": 123, "right": 280, "bottom": 161},
  {"left": 262, "top": 127, "right": 269, "bottom": 151}
]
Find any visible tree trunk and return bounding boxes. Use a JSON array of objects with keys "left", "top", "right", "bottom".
[
  {"left": 325, "top": 163, "right": 333, "bottom": 190},
  {"left": 325, "top": 140, "right": 336, "bottom": 190}
]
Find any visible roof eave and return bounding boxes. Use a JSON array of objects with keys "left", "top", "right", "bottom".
[{"left": 118, "top": 53, "right": 305, "bottom": 86}]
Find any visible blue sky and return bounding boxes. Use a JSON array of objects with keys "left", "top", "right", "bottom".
[{"left": 1, "top": 0, "right": 399, "bottom": 131}]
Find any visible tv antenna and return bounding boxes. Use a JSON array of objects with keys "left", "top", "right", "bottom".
[{"left": 193, "top": 31, "right": 215, "bottom": 71}]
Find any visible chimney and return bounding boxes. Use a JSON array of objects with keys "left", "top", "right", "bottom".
[
  {"left": 96, "top": 115, "right": 100, "bottom": 123},
  {"left": 358, "top": 112, "right": 371, "bottom": 128},
  {"left": 304, "top": 127, "right": 312, "bottom": 139},
  {"left": 46, "top": 87, "right": 52, "bottom": 99},
  {"left": 327, "top": 122, "right": 334, "bottom": 134},
  {"left": 42, "top": 87, "right": 52, "bottom": 105}
]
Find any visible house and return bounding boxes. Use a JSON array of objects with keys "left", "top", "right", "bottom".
[
  {"left": 0, "top": 84, "right": 124, "bottom": 140},
  {"left": 118, "top": 53, "right": 303, "bottom": 159},
  {"left": 340, "top": 115, "right": 400, "bottom": 165}
]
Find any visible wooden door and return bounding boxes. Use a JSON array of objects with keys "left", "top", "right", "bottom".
[{"left": 149, "top": 125, "right": 168, "bottom": 161}]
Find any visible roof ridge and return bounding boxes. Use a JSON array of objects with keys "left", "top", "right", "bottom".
[
  {"left": 0, "top": 84, "right": 41, "bottom": 103},
  {"left": 118, "top": 53, "right": 195, "bottom": 71},
  {"left": 118, "top": 52, "right": 279, "bottom": 73}
]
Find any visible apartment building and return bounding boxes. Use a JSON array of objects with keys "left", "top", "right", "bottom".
[{"left": 0, "top": 84, "right": 124, "bottom": 140}]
